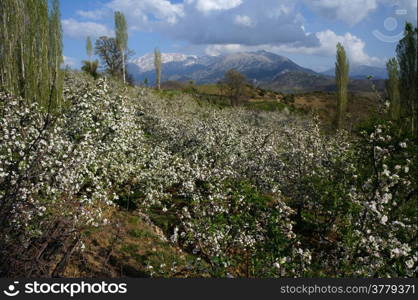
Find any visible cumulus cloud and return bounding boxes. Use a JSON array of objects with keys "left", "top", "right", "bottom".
[
  {"left": 274, "top": 30, "right": 382, "bottom": 66},
  {"left": 205, "top": 44, "right": 246, "bottom": 56},
  {"left": 204, "top": 30, "right": 382, "bottom": 66},
  {"left": 186, "top": 0, "right": 243, "bottom": 13},
  {"left": 76, "top": 9, "right": 107, "bottom": 20},
  {"left": 310, "top": 30, "right": 382, "bottom": 66},
  {"left": 164, "top": 0, "right": 319, "bottom": 47},
  {"left": 76, "top": 0, "right": 318, "bottom": 48},
  {"left": 75, "top": 0, "right": 185, "bottom": 32},
  {"left": 108, "top": 0, "right": 185, "bottom": 26},
  {"left": 62, "top": 19, "right": 113, "bottom": 39}
]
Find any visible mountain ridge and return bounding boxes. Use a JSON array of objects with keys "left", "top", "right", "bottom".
[
  {"left": 127, "top": 51, "right": 386, "bottom": 93},
  {"left": 128, "top": 50, "right": 317, "bottom": 85}
]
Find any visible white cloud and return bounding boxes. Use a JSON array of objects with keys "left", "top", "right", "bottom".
[
  {"left": 277, "top": 30, "right": 382, "bottom": 66},
  {"left": 107, "top": 0, "right": 184, "bottom": 27},
  {"left": 205, "top": 44, "right": 246, "bottom": 56},
  {"left": 76, "top": 9, "right": 106, "bottom": 20},
  {"left": 204, "top": 29, "right": 382, "bottom": 66},
  {"left": 165, "top": 0, "right": 319, "bottom": 47},
  {"left": 77, "top": 0, "right": 318, "bottom": 47},
  {"left": 62, "top": 19, "right": 113, "bottom": 39},
  {"left": 186, "top": 0, "right": 243, "bottom": 13},
  {"left": 75, "top": 0, "right": 185, "bottom": 31},
  {"left": 315, "top": 30, "right": 381, "bottom": 66},
  {"left": 234, "top": 15, "right": 255, "bottom": 27}
]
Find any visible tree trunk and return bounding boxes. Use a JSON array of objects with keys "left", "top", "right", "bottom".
[
  {"left": 51, "top": 237, "right": 79, "bottom": 277},
  {"left": 122, "top": 49, "right": 126, "bottom": 84}
]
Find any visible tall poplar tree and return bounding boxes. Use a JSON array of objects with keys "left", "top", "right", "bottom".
[
  {"left": 386, "top": 58, "right": 401, "bottom": 120},
  {"left": 154, "top": 48, "right": 162, "bottom": 90},
  {"left": 86, "top": 36, "right": 93, "bottom": 62},
  {"left": 114, "top": 11, "right": 128, "bottom": 84},
  {"left": 396, "top": 22, "right": 417, "bottom": 136},
  {"left": 48, "top": 0, "right": 64, "bottom": 109},
  {"left": 0, "top": 0, "right": 23, "bottom": 95},
  {"left": 335, "top": 43, "right": 350, "bottom": 129},
  {"left": 82, "top": 36, "right": 99, "bottom": 79},
  {"left": 0, "top": 0, "right": 63, "bottom": 109}
]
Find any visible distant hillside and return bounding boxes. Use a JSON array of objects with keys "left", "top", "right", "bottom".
[
  {"left": 264, "top": 71, "right": 334, "bottom": 93},
  {"left": 265, "top": 71, "right": 386, "bottom": 94}
]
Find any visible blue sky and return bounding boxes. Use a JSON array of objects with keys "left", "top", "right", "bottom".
[{"left": 61, "top": 0, "right": 417, "bottom": 72}]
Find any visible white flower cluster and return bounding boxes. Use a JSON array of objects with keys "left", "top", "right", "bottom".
[
  {"left": 338, "top": 124, "right": 417, "bottom": 277},
  {"left": 136, "top": 93, "right": 416, "bottom": 277},
  {"left": 0, "top": 76, "right": 148, "bottom": 273}
]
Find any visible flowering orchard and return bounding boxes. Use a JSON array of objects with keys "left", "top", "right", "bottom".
[
  {"left": 0, "top": 73, "right": 416, "bottom": 277},
  {"left": 0, "top": 75, "right": 146, "bottom": 276}
]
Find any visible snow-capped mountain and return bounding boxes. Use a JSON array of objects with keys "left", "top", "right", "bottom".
[
  {"left": 127, "top": 50, "right": 316, "bottom": 85},
  {"left": 129, "top": 53, "right": 198, "bottom": 73},
  {"left": 127, "top": 50, "right": 386, "bottom": 93}
]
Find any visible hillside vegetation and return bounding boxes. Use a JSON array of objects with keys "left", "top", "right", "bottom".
[{"left": 161, "top": 82, "right": 382, "bottom": 132}]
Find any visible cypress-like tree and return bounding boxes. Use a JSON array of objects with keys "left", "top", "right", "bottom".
[
  {"left": 48, "top": 0, "right": 64, "bottom": 110},
  {"left": 154, "top": 48, "right": 162, "bottom": 90},
  {"left": 82, "top": 36, "right": 99, "bottom": 79},
  {"left": 0, "top": 0, "right": 63, "bottom": 110},
  {"left": 386, "top": 58, "right": 401, "bottom": 120},
  {"left": 81, "top": 60, "right": 99, "bottom": 79},
  {"left": 114, "top": 11, "right": 128, "bottom": 84},
  {"left": 396, "top": 22, "right": 417, "bottom": 136},
  {"left": 0, "top": 0, "right": 23, "bottom": 96},
  {"left": 335, "top": 43, "right": 350, "bottom": 129},
  {"left": 86, "top": 36, "right": 93, "bottom": 62}
]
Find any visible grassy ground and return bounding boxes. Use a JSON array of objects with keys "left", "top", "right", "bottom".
[
  {"left": 183, "top": 84, "right": 381, "bottom": 130},
  {"left": 293, "top": 91, "right": 380, "bottom": 129},
  {"left": 65, "top": 209, "right": 199, "bottom": 278}
]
